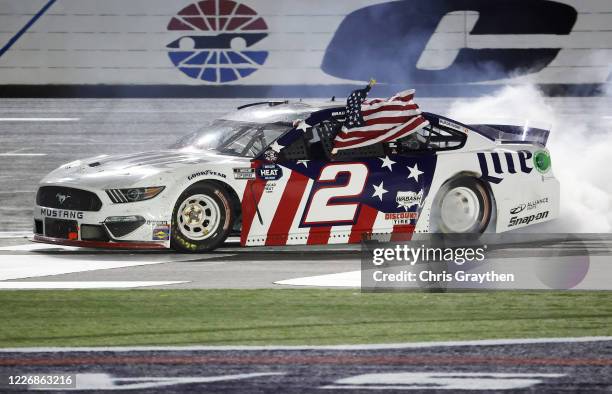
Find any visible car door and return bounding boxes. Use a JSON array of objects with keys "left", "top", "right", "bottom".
[{"left": 240, "top": 123, "right": 438, "bottom": 246}]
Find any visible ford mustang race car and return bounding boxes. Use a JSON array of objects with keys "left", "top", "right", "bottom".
[{"left": 33, "top": 100, "right": 559, "bottom": 252}]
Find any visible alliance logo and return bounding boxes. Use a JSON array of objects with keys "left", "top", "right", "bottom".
[
  {"left": 510, "top": 197, "right": 549, "bottom": 215},
  {"left": 166, "top": 0, "right": 268, "bottom": 83}
]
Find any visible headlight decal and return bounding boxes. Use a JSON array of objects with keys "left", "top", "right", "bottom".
[
  {"left": 107, "top": 189, "right": 128, "bottom": 203},
  {"left": 106, "top": 187, "right": 165, "bottom": 203}
]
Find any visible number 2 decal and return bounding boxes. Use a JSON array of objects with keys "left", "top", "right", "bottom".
[{"left": 302, "top": 163, "right": 369, "bottom": 226}]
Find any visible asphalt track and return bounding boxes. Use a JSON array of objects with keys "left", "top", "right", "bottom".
[
  {"left": 0, "top": 234, "right": 609, "bottom": 290},
  {"left": 0, "top": 338, "right": 611, "bottom": 392},
  {"left": 0, "top": 239, "right": 361, "bottom": 289}
]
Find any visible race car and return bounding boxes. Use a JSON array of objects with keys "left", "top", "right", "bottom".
[{"left": 33, "top": 100, "right": 559, "bottom": 252}]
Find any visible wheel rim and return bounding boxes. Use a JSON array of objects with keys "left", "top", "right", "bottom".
[
  {"left": 176, "top": 194, "right": 221, "bottom": 241},
  {"left": 439, "top": 186, "right": 481, "bottom": 233}
]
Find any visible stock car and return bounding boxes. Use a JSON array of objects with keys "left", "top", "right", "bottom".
[{"left": 33, "top": 100, "right": 559, "bottom": 252}]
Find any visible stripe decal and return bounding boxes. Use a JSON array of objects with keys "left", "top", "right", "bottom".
[
  {"left": 246, "top": 170, "right": 292, "bottom": 246},
  {"left": 286, "top": 179, "right": 314, "bottom": 245},
  {"left": 240, "top": 177, "right": 266, "bottom": 246},
  {"left": 265, "top": 171, "right": 310, "bottom": 246},
  {"left": 348, "top": 204, "right": 379, "bottom": 243},
  {"left": 307, "top": 226, "right": 331, "bottom": 245},
  {"left": 390, "top": 224, "right": 415, "bottom": 242}
]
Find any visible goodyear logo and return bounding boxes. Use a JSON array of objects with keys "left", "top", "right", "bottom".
[{"left": 167, "top": 0, "right": 268, "bottom": 83}]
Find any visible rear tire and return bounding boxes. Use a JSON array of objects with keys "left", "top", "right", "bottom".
[
  {"left": 171, "top": 183, "right": 234, "bottom": 253},
  {"left": 433, "top": 177, "right": 492, "bottom": 235}
]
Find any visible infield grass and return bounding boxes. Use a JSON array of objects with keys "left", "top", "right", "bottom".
[{"left": 1, "top": 290, "right": 611, "bottom": 347}]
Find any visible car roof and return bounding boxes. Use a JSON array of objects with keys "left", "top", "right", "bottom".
[{"left": 221, "top": 100, "right": 344, "bottom": 124}]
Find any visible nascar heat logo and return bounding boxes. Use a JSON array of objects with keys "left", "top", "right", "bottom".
[{"left": 166, "top": 0, "right": 268, "bottom": 83}]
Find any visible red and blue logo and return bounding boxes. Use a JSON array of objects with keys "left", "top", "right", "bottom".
[{"left": 167, "top": 0, "right": 268, "bottom": 83}]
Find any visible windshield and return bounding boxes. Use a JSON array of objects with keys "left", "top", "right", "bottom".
[{"left": 170, "top": 119, "right": 292, "bottom": 157}]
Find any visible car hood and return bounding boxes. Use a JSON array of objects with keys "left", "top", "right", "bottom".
[{"left": 40, "top": 149, "right": 249, "bottom": 189}]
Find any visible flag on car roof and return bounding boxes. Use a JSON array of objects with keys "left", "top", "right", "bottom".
[{"left": 332, "top": 82, "right": 429, "bottom": 153}]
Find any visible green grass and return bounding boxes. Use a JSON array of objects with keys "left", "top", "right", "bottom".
[{"left": 1, "top": 290, "right": 611, "bottom": 347}]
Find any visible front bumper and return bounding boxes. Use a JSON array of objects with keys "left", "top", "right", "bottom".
[{"left": 34, "top": 192, "right": 173, "bottom": 249}]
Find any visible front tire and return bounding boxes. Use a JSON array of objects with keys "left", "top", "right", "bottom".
[{"left": 171, "top": 183, "right": 234, "bottom": 252}]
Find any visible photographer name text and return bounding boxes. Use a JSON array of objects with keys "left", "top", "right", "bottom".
[{"left": 373, "top": 270, "right": 515, "bottom": 284}]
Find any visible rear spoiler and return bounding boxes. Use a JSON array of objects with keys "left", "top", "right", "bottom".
[{"left": 468, "top": 124, "right": 550, "bottom": 146}]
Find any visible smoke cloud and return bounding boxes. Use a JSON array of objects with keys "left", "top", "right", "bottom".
[{"left": 447, "top": 84, "right": 612, "bottom": 233}]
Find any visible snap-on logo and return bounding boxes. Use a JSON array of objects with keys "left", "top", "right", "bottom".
[{"left": 167, "top": 0, "right": 268, "bottom": 83}]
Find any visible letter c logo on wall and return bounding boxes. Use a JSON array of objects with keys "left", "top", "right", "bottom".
[
  {"left": 167, "top": 0, "right": 268, "bottom": 83},
  {"left": 323, "top": 0, "right": 577, "bottom": 84}
]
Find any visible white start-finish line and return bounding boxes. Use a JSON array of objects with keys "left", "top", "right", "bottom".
[
  {"left": 275, "top": 270, "right": 360, "bottom": 287},
  {"left": 322, "top": 372, "right": 566, "bottom": 391},
  {"left": 0, "top": 255, "right": 177, "bottom": 281},
  {"left": 0, "top": 243, "right": 226, "bottom": 289},
  {"left": 30, "top": 372, "right": 285, "bottom": 391}
]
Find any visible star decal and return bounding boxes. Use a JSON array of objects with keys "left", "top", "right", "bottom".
[
  {"left": 296, "top": 121, "right": 310, "bottom": 132},
  {"left": 270, "top": 141, "right": 284, "bottom": 153},
  {"left": 379, "top": 155, "right": 396, "bottom": 171},
  {"left": 297, "top": 159, "right": 309, "bottom": 167},
  {"left": 407, "top": 163, "right": 424, "bottom": 182},
  {"left": 372, "top": 181, "right": 388, "bottom": 201}
]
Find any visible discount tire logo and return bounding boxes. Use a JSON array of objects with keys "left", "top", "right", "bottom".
[{"left": 166, "top": 0, "right": 268, "bottom": 83}]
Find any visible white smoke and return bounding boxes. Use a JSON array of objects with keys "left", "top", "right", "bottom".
[{"left": 446, "top": 84, "right": 612, "bottom": 233}]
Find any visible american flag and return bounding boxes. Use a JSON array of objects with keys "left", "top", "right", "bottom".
[{"left": 332, "top": 86, "right": 429, "bottom": 152}]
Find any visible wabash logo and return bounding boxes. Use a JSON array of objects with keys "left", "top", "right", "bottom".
[
  {"left": 167, "top": 0, "right": 268, "bottom": 83},
  {"left": 323, "top": 0, "right": 577, "bottom": 84}
]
